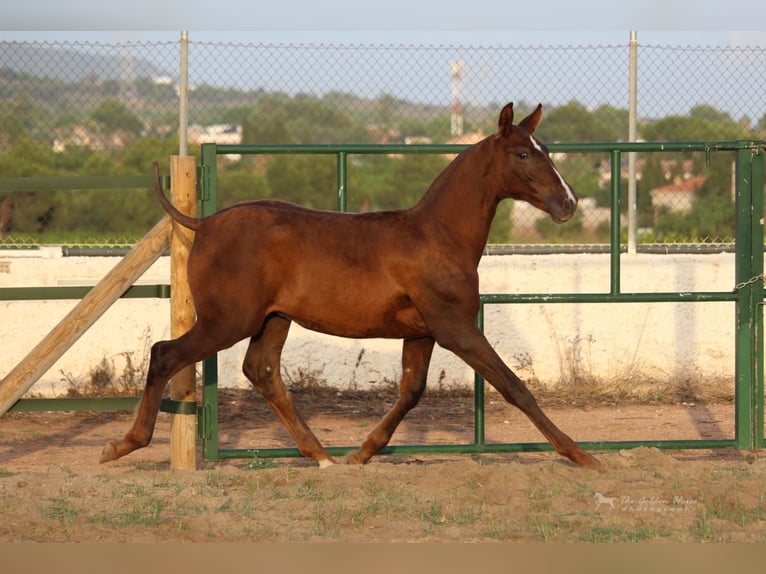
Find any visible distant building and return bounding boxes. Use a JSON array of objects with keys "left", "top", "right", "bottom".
[
  {"left": 187, "top": 124, "right": 243, "bottom": 146},
  {"left": 188, "top": 124, "right": 243, "bottom": 160},
  {"left": 650, "top": 175, "right": 706, "bottom": 214}
]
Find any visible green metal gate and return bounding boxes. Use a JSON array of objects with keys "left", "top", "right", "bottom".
[{"left": 196, "top": 140, "right": 765, "bottom": 462}]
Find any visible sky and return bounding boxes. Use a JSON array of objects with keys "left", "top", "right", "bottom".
[
  {"left": 3, "top": 0, "right": 765, "bottom": 121},
  {"left": 2, "top": 0, "right": 766, "bottom": 48}
]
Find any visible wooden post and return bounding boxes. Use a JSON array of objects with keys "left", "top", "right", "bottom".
[
  {"left": 169, "top": 156, "right": 198, "bottom": 470},
  {"left": 0, "top": 216, "right": 172, "bottom": 416}
]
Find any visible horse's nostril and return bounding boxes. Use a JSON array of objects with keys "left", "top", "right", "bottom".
[{"left": 563, "top": 196, "right": 577, "bottom": 210}]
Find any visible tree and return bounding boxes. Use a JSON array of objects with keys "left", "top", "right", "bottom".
[
  {"left": 689, "top": 104, "right": 733, "bottom": 125},
  {"left": 121, "top": 136, "right": 186, "bottom": 174},
  {"left": 0, "top": 93, "right": 49, "bottom": 147},
  {"left": 266, "top": 155, "right": 337, "bottom": 209},
  {"left": 536, "top": 101, "right": 624, "bottom": 142},
  {"left": 242, "top": 97, "right": 293, "bottom": 144},
  {"left": 217, "top": 170, "right": 270, "bottom": 208},
  {"left": 88, "top": 98, "right": 143, "bottom": 136},
  {"left": 641, "top": 108, "right": 746, "bottom": 142},
  {"left": 0, "top": 138, "right": 60, "bottom": 234},
  {"left": 374, "top": 154, "right": 449, "bottom": 211},
  {"left": 0, "top": 138, "right": 58, "bottom": 176},
  {"left": 242, "top": 93, "right": 373, "bottom": 145}
]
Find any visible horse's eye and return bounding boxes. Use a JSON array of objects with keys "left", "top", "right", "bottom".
[{"left": 517, "top": 152, "right": 529, "bottom": 160}]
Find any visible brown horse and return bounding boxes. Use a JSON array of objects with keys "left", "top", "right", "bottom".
[{"left": 101, "top": 102, "right": 600, "bottom": 469}]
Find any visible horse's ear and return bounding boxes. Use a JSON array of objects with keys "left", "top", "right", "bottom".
[
  {"left": 519, "top": 103, "right": 543, "bottom": 133},
  {"left": 495, "top": 102, "right": 514, "bottom": 138}
]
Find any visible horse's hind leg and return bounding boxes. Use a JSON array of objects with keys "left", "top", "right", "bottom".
[
  {"left": 100, "top": 322, "right": 240, "bottom": 463},
  {"left": 242, "top": 315, "right": 336, "bottom": 468},
  {"left": 345, "top": 336, "right": 435, "bottom": 464}
]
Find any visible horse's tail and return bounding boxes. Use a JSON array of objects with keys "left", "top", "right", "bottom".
[{"left": 153, "top": 161, "right": 201, "bottom": 231}]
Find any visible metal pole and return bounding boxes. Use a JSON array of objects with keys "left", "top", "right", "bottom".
[
  {"left": 336, "top": 152, "right": 348, "bottom": 212},
  {"left": 627, "top": 31, "right": 638, "bottom": 254},
  {"left": 178, "top": 31, "right": 189, "bottom": 156}
]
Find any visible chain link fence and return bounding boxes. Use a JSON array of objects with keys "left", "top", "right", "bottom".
[{"left": 1, "top": 37, "right": 765, "bottom": 248}]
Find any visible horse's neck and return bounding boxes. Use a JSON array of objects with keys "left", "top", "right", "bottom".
[{"left": 411, "top": 142, "right": 499, "bottom": 261}]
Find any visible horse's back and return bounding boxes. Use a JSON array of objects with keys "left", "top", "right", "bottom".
[
  {"left": 186, "top": 199, "right": 431, "bottom": 338},
  {"left": 194, "top": 199, "right": 416, "bottom": 258}
]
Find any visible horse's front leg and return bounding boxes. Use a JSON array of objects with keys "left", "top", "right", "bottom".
[
  {"left": 436, "top": 325, "right": 601, "bottom": 469},
  {"left": 344, "top": 336, "right": 435, "bottom": 464}
]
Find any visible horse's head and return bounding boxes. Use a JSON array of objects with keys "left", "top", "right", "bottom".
[{"left": 492, "top": 102, "right": 577, "bottom": 223}]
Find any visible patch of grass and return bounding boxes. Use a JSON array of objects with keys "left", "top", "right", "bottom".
[
  {"left": 692, "top": 509, "right": 716, "bottom": 541},
  {"left": 449, "top": 505, "right": 482, "bottom": 525},
  {"left": 311, "top": 501, "right": 366, "bottom": 538},
  {"left": 42, "top": 496, "right": 79, "bottom": 528},
  {"left": 90, "top": 482, "right": 169, "bottom": 528},
  {"left": 707, "top": 493, "right": 766, "bottom": 529},
  {"left": 362, "top": 480, "right": 411, "bottom": 517},
  {"left": 479, "top": 521, "right": 518, "bottom": 540},
  {"left": 297, "top": 477, "right": 321, "bottom": 500},
  {"left": 529, "top": 515, "right": 559, "bottom": 542},
  {"left": 417, "top": 499, "right": 444, "bottom": 525},
  {"left": 99, "top": 496, "right": 166, "bottom": 528},
  {"left": 243, "top": 456, "right": 283, "bottom": 470}
]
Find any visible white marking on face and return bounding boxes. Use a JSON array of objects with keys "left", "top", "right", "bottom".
[{"left": 530, "top": 135, "right": 576, "bottom": 204}]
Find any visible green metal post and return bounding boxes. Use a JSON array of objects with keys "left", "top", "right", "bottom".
[
  {"left": 201, "top": 355, "right": 219, "bottom": 460},
  {"left": 733, "top": 144, "right": 762, "bottom": 451},
  {"left": 337, "top": 152, "right": 348, "bottom": 212},
  {"left": 610, "top": 150, "right": 622, "bottom": 295},
  {"left": 474, "top": 303, "right": 486, "bottom": 446},
  {"left": 752, "top": 145, "right": 765, "bottom": 449},
  {"left": 199, "top": 144, "right": 221, "bottom": 461}
]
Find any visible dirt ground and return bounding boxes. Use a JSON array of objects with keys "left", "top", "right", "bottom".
[{"left": 1, "top": 387, "right": 765, "bottom": 542}]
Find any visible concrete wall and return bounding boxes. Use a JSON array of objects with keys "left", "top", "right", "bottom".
[{"left": 0, "top": 249, "right": 737, "bottom": 397}]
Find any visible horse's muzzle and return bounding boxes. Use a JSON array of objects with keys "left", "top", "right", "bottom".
[{"left": 550, "top": 195, "right": 578, "bottom": 223}]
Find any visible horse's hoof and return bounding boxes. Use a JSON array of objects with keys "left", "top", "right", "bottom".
[
  {"left": 342, "top": 451, "right": 366, "bottom": 465},
  {"left": 99, "top": 441, "right": 119, "bottom": 463},
  {"left": 580, "top": 453, "right": 603, "bottom": 471}
]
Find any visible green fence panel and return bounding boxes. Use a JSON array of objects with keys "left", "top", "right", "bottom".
[
  {"left": 3, "top": 141, "right": 763, "bottom": 459},
  {"left": 196, "top": 140, "right": 766, "bottom": 462}
]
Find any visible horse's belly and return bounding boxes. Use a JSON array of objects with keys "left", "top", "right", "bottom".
[{"left": 286, "top": 293, "right": 428, "bottom": 339}]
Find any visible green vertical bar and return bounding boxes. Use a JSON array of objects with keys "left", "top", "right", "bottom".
[
  {"left": 610, "top": 150, "right": 622, "bottom": 295},
  {"left": 734, "top": 145, "right": 757, "bottom": 450},
  {"left": 750, "top": 144, "right": 765, "bottom": 449},
  {"left": 202, "top": 355, "right": 220, "bottom": 461},
  {"left": 199, "top": 144, "right": 221, "bottom": 461},
  {"left": 337, "top": 152, "right": 348, "bottom": 212},
  {"left": 474, "top": 303, "right": 485, "bottom": 446},
  {"left": 200, "top": 143, "right": 218, "bottom": 216}
]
